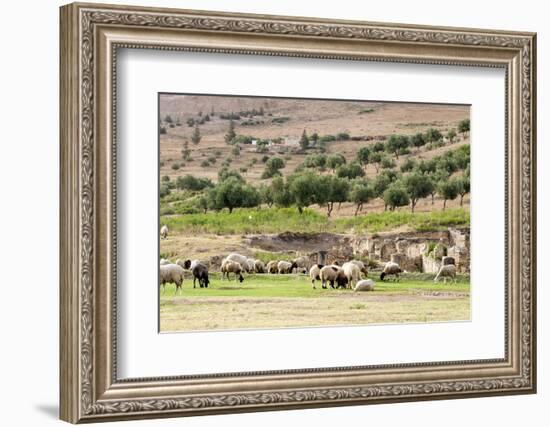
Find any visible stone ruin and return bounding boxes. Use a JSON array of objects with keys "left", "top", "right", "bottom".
[
  {"left": 349, "top": 227, "right": 470, "bottom": 273},
  {"left": 237, "top": 228, "right": 470, "bottom": 274}
]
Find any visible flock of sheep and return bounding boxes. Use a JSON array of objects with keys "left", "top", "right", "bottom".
[{"left": 159, "top": 250, "right": 459, "bottom": 294}]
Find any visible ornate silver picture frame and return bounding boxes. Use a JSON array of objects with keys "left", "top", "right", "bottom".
[{"left": 60, "top": 2, "right": 536, "bottom": 423}]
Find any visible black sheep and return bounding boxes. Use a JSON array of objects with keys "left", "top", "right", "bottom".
[{"left": 192, "top": 262, "right": 210, "bottom": 288}]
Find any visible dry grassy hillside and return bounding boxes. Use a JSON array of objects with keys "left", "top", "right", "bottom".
[{"left": 159, "top": 94, "right": 470, "bottom": 214}]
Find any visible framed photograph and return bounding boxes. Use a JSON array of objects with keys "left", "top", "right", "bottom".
[{"left": 60, "top": 2, "right": 537, "bottom": 423}]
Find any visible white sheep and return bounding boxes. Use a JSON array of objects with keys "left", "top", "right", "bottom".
[
  {"left": 354, "top": 279, "right": 375, "bottom": 292},
  {"left": 292, "top": 256, "right": 311, "bottom": 271},
  {"left": 342, "top": 262, "right": 361, "bottom": 289},
  {"left": 266, "top": 260, "right": 279, "bottom": 274},
  {"left": 434, "top": 264, "right": 457, "bottom": 283},
  {"left": 246, "top": 258, "right": 257, "bottom": 274},
  {"left": 309, "top": 264, "right": 323, "bottom": 289},
  {"left": 226, "top": 253, "right": 252, "bottom": 272},
  {"left": 221, "top": 259, "right": 244, "bottom": 282},
  {"left": 380, "top": 261, "right": 402, "bottom": 281},
  {"left": 159, "top": 258, "right": 170, "bottom": 265},
  {"left": 159, "top": 264, "right": 185, "bottom": 294},
  {"left": 160, "top": 225, "right": 168, "bottom": 239},
  {"left": 349, "top": 260, "right": 368, "bottom": 277},
  {"left": 277, "top": 260, "right": 298, "bottom": 274},
  {"left": 320, "top": 265, "right": 348, "bottom": 289},
  {"left": 254, "top": 259, "right": 266, "bottom": 273}
]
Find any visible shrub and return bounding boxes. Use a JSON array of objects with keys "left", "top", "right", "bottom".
[
  {"left": 425, "top": 128, "right": 443, "bottom": 142},
  {"left": 271, "top": 116, "right": 290, "bottom": 124},
  {"left": 175, "top": 175, "right": 213, "bottom": 191},
  {"left": 161, "top": 175, "right": 170, "bottom": 182},
  {"left": 400, "top": 157, "right": 417, "bottom": 173},
  {"left": 381, "top": 157, "right": 396, "bottom": 169},
  {"left": 458, "top": 118, "right": 470, "bottom": 134},
  {"left": 159, "top": 184, "right": 171, "bottom": 197},
  {"left": 319, "top": 134, "right": 336, "bottom": 143},
  {"left": 336, "top": 132, "right": 350, "bottom": 141},
  {"left": 159, "top": 126, "right": 167, "bottom": 134},
  {"left": 171, "top": 163, "right": 180, "bottom": 171}
]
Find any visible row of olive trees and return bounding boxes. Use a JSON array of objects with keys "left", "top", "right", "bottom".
[{"left": 187, "top": 154, "right": 469, "bottom": 216}]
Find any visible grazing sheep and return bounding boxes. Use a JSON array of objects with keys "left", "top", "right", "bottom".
[
  {"left": 342, "top": 262, "right": 361, "bottom": 289},
  {"left": 277, "top": 260, "right": 298, "bottom": 274},
  {"left": 160, "top": 225, "right": 168, "bottom": 239},
  {"left": 320, "top": 265, "right": 348, "bottom": 289},
  {"left": 349, "top": 260, "right": 368, "bottom": 277},
  {"left": 176, "top": 259, "right": 193, "bottom": 270},
  {"left": 226, "top": 253, "right": 252, "bottom": 272},
  {"left": 379, "top": 261, "right": 402, "bottom": 281},
  {"left": 159, "top": 258, "right": 170, "bottom": 265},
  {"left": 309, "top": 264, "right": 324, "bottom": 289},
  {"left": 159, "top": 264, "right": 185, "bottom": 294},
  {"left": 221, "top": 259, "right": 244, "bottom": 282},
  {"left": 254, "top": 259, "right": 266, "bottom": 273},
  {"left": 293, "top": 256, "right": 311, "bottom": 271},
  {"left": 191, "top": 262, "right": 210, "bottom": 288},
  {"left": 354, "top": 279, "right": 375, "bottom": 292},
  {"left": 266, "top": 260, "right": 279, "bottom": 274},
  {"left": 246, "top": 258, "right": 257, "bottom": 274},
  {"left": 434, "top": 264, "right": 457, "bottom": 283}
]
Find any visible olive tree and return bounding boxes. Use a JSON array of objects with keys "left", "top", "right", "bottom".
[
  {"left": 385, "top": 135, "right": 410, "bottom": 159},
  {"left": 370, "top": 152, "right": 384, "bottom": 173},
  {"left": 262, "top": 156, "right": 286, "bottom": 179},
  {"left": 356, "top": 146, "right": 371, "bottom": 170},
  {"left": 410, "top": 132, "right": 427, "bottom": 151},
  {"left": 437, "top": 179, "right": 459, "bottom": 210},
  {"left": 336, "top": 162, "right": 365, "bottom": 179},
  {"left": 425, "top": 128, "right": 443, "bottom": 143},
  {"left": 270, "top": 176, "right": 293, "bottom": 208},
  {"left": 455, "top": 175, "right": 470, "bottom": 206},
  {"left": 288, "top": 172, "right": 320, "bottom": 214},
  {"left": 447, "top": 128, "right": 457, "bottom": 143},
  {"left": 318, "top": 175, "right": 350, "bottom": 216},
  {"left": 458, "top": 118, "right": 470, "bottom": 135},
  {"left": 349, "top": 179, "right": 374, "bottom": 216},
  {"left": 383, "top": 183, "right": 410, "bottom": 211},
  {"left": 208, "top": 177, "right": 260, "bottom": 213},
  {"left": 326, "top": 153, "right": 346, "bottom": 171},
  {"left": 403, "top": 173, "right": 435, "bottom": 212}
]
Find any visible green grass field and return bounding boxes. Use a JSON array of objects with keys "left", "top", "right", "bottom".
[
  {"left": 160, "top": 207, "right": 469, "bottom": 236},
  {"left": 160, "top": 273, "right": 470, "bottom": 332}
]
